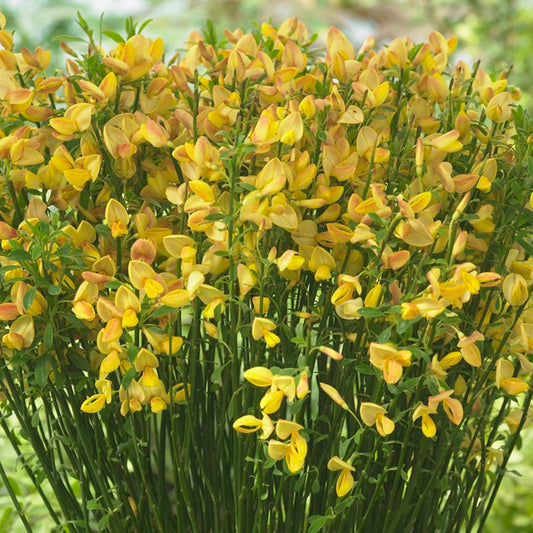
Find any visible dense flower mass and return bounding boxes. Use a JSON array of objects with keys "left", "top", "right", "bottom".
[{"left": 0, "top": 11, "right": 532, "bottom": 533}]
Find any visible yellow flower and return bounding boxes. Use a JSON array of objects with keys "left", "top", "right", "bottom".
[
  {"left": 503, "top": 273, "right": 529, "bottom": 306},
  {"left": 243, "top": 366, "right": 274, "bottom": 387},
  {"left": 272, "top": 375, "right": 296, "bottom": 402},
  {"left": 296, "top": 372, "right": 309, "bottom": 399},
  {"left": 252, "top": 317, "right": 280, "bottom": 347},
  {"left": 319, "top": 383, "right": 349, "bottom": 410},
  {"left": 2, "top": 315, "right": 34, "bottom": 350},
  {"left": 80, "top": 393, "right": 107, "bottom": 414},
  {"left": 115, "top": 285, "right": 141, "bottom": 328},
  {"left": 495, "top": 359, "right": 529, "bottom": 395},
  {"left": 50, "top": 103, "right": 94, "bottom": 136},
  {"left": 267, "top": 429, "right": 307, "bottom": 473},
  {"left": 327, "top": 456, "right": 355, "bottom": 497},
  {"left": 105, "top": 199, "right": 130, "bottom": 239},
  {"left": 360, "top": 402, "right": 395, "bottom": 436},
  {"left": 128, "top": 260, "right": 165, "bottom": 299},
  {"left": 369, "top": 343, "right": 412, "bottom": 384},
  {"left": 428, "top": 390, "right": 463, "bottom": 425},
  {"left": 413, "top": 404, "right": 438, "bottom": 438},
  {"left": 259, "top": 390, "right": 285, "bottom": 414},
  {"left": 457, "top": 330, "right": 483, "bottom": 368},
  {"left": 233, "top": 415, "right": 263, "bottom": 434}
]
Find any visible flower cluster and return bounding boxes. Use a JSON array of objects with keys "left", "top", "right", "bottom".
[{"left": 0, "top": 10, "right": 532, "bottom": 532}]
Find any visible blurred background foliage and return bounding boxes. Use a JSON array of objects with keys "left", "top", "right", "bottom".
[
  {"left": 2, "top": 0, "right": 533, "bottom": 110},
  {"left": 1, "top": 0, "right": 533, "bottom": 531}
]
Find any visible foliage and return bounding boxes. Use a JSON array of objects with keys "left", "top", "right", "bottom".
[{"left": 0, "top": 9, "right": 532, "bottom": 533}]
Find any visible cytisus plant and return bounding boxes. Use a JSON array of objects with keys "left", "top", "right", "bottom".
[{"left": 0, "top": 11, "right": 532, "bottom": 533}]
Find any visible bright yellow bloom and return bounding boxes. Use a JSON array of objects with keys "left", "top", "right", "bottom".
[
  {"left": 2, "top": 315, "right": 34, "bottom": 350},
  {"left": 369, "top": 343, "right": 412, "bottom": 384},
  {"left": 259, "top": 390, "right": 285, "bottom": 414},
  {"left": 252, "top": 317, "right": 280, "bottom": 347},
  {"left": 243, "top": 366, "right": 274, "bottom": 387},
  {"left": 327, "top": 456, "right": 355, "bottom": 497},
  {"left": 267, "top": 429, "right": 307, "bottom": 473},
  {"left": 80, "top": 393, "right": 107, "bottom": 414},
  {"left": 413, "top": 404, "right": 438, "bottom": 438},
  {"left": 495, "top": 359, "right": 529, "bottom": 395},
  {"left": 233, "top": 415, "right": 263, "bottom": 434},
  {"left": 128, "top": 260, "right": 165, "bottom": 299},
  {"left": 503, "top": 273, "right": 529, "bottom": 306},
  {"left": 105, "top": 199, "right": 130, "bottom": 239},
  {"left": 360, "top": 402, "right": 395, "bottom": 436}
]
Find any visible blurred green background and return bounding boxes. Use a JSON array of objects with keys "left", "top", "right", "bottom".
[{"left": 1, "top": 0, "right": 533, "bottom": 531}]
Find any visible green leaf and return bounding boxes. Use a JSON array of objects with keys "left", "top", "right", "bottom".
[
  {"left": 355, "top": 364, "right": 375, "bottom": 375},
  {"left": 308, "top": 515, "right": 332, "bottom": 533},
  {"left": 31, "top": 409, "right": 41, "bottom": 428},
  {"left": 0, "top": 507, "right": 14, "bottom": 531},
  {"left": 52, "top": 34, "right": 87, "bottom": 43},
  {"left": 103, "top": 30, "right": 125, "bottom": 44},
  {"left": 150, "top": 305, "right": 177, "bottom": 318},
  {"left": 31, "top": 245, "right": 43, "bottom": 260},
  {"left": 97, "top": 514, "right": 110, "bottom": 530},
  {"left": 43, "top": 323, "right": 54, "bottom": 348},
  {"left": 34, "top": 357, "right": 49, "bottom": 387},
  {"left": 210, "top": 361, "right": 231, "bottom": 383},
  {"left": 6, "top": 477, "right": 21, "bottom": 497},
  {"left": 68, "top": 350, "right": 90, "bottom": 372},
  {"left": 23, "top": 288, "right": 36, "bottom": 311},
  {"left": 8, "top": 249, "right": 31, "bottom": 262},
  {"left": 138, "top": 19, "right": 154, "bottom": 33},
  {"left": 122, "top": 367, "right": 136, "bottom": 389},
  {"left": 517, "top": 237, "right": 533, "bottom": 257},
  {"left": 396, "top": 319, "right": 411, "bottom": 334},
  {"left": 358, "top": 307, "right": 384, "bottom": 318},
  {"left": 47, "top": 285, "right": 60, "bottom": 296}
]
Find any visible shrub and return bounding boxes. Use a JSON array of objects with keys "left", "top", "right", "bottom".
[{"left": 0, "top": 12, "right": 532, "bottom": 533}]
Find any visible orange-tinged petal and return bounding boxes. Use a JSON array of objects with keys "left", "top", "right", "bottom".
[
  {"left": 0, "top": 303, "right": 19, "bottom": 321},
  {"left": 460, "top": 343, "right": 481, "bottom": 367},
  {"left": 319, "top": 346, "right": 343, "bottom": 361},
  {"left": 443, "top": 397, "right": 464, "bottom": 425},
  {"left": 100, "top": 350, "right": 121, "bottom": 375},
  {"left": 73, "top": 301, "right": 96, "bottom": 321},
  {"left": 102, "top": 317, "right": 123, "bottom": 343}
]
